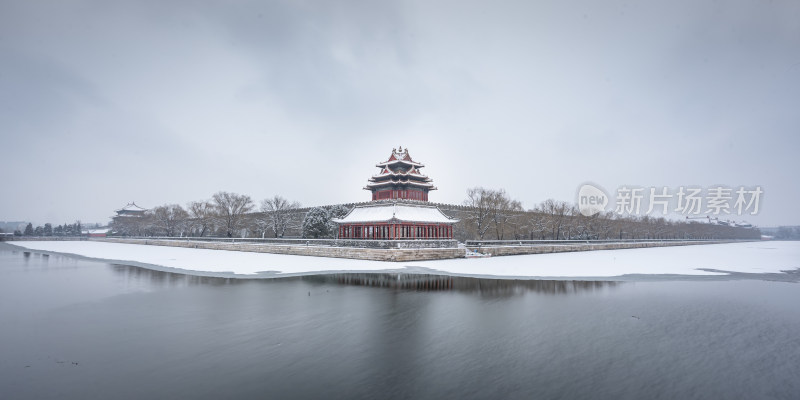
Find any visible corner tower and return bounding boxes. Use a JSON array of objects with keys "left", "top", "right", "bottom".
[{"left": 365, "top": 146, "right": 437, "bottom": 201}]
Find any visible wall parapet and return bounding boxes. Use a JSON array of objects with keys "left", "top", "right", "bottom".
[
  {"left": 465, "top": 240, "right": 740, "bottom": 256},
  {"left": 104, "top": 236, "right": 457, "bottom": 248},
  {"left": 96, "top": 238, "right": 462, "bottom": 262}
]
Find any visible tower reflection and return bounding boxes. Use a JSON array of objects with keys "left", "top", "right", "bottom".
[{"left": 108, "top": 264, "right": 620, "bottom": 295}]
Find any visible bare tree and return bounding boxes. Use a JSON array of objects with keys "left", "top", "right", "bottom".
[
  {"left": 212, "top": 191, "right": 254, "bottom": 237},
  {"left": 463, "top": 188, "right": 523, "bottom": 240},
  {"left": 112, "top": 214, "right": 150, "bottom": 237},
  {"left": 464, "top": 187, "right": 495, "bottom": 240},
  {"left": 525, "top": 207, "right": 549, "bottom": 239},
  {"left": 151, "top": 204, "right": 189, "bottom": 237},
  {"left": 489, "top": 189, "right": 523, "bottom": 240},
  {"left": 187, "top": 200, "right": 216, "bottom": 237},
  {"left": 261, "top": 195, "right": 301, "bottom": 238},
  {"left": 540, "top": 199, "right": 570, "bottom": 240}
]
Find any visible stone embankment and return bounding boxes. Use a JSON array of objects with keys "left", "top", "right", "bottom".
[
  {"left": 87, "top": 238, "right": 738, "bottom": 261},
  {"left": 97, "top": 238, "right": 462, "bottom": 262},
  {"left": 464, "top": 240, "right": 734, "bottom": 257}
]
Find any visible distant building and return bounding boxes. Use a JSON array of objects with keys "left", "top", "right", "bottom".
[
  {"left": 84, "top": 228, "right": 111, "bottom": 238},
  {"left": 115, "top": 202, "right": 148, "bottom": 218},
  {"left": 111, "top": 202, "right": 149, "bottom": 236},
  {"left": 334, "top": 147, "right": 458, "bottom": 240}
]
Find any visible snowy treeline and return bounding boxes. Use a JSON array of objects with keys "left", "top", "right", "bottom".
[
  {"left": 455, "top": 187, "right": 760, "bottom": 241},
  {"left": 112, "top": 192, "right": 303, "bottom": 238},
  {"left": 109, "top": 188, "right": 759, "bottom": 240},
  {"left": 111, "top": 191, "right": 352, "bottom": 239},
  {"left": 6, "top": 222, "right": 84, "bottom": 237}
]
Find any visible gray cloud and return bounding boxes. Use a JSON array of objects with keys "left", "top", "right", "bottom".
[{"left": 1, "top": 0, "right": 798, "bottom": 226}]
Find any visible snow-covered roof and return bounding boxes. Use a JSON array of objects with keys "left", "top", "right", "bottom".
[
  {"left": 375, "top": 147, "right": 425, "bottom": 168},
  {"left": 371, "top": 170, "right": 430, "bottom": 179},
  {"left": 333, "top": 203, "right": 458, "bottom": 224},
  {"left": 376, "top": 159, "right": 424, "bottom": 168},
  {"left": 83, "top": 228, "right": 111, "bottom": 234},
  {"left": 365, "top": 180, "right": 436, "bottom": 189},
  {"left": 116, "top": 202, "right": 148, "bottom": 212}
]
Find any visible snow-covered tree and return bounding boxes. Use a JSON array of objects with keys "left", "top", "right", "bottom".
[
  {"left": 463, "top": 187, "right": 495, "bottom": 240},
  {"left": 302, "top": 207, "right": 330, "bottom": 238},
  {"left": 187, "top": 200, "right": 216, "bottom": 237},
  {"left": 327, "top": 204, "right": 351, "bottom": 218},
  {"left": 260, "top": 195, "right": 301, "bottom": 238},
  {"left": 151, "top": 204, "right": 189, "bottom": 237},
  {"left": 212, "top": 191, "right": 254, "bottom": 238},
  {"left": 43, "top": 223, "right": 53, "bottom": 236},
  {"left": 23, "top": 223, "right": 33, "bottom": 236},
  {"left": 326, "top": 204, "right": 350, "bottom": 236}
]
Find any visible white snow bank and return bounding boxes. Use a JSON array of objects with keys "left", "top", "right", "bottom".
[{"left": 6, "top": 241, "right": 799, "bottom": 278}]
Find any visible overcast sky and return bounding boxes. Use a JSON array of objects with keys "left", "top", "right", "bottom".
[{"left": 1, "top": 0, "right": 798, "bottom": 227}]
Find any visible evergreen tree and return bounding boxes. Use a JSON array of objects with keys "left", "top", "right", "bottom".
[
  {"left": 34, "top": 226, "right": 43, "bottom": 236},
  {"left": 43, "top": 223, "right": 53, "bottom": 236},
  {"left": 24, "top": 223, "right": 33, "bottom": 236},
  {"left": 326, "top": 205, "right": 351, "bottom": 237},
  {"left": 301, "top": 207, "right": 331, "bottom": 239}
]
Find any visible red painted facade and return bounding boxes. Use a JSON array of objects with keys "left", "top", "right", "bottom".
[
  {"left": 338, "top": 223, "right": 453, "bottom": 240},
  {"left": 364, "top": 147, "right": 436, "bottom": 202},
  {"left": 336, "top": 147, "right": 456, "bottom": 240},
  {"left": 371, "top": 189, "right": 428, "bottom": 201}
]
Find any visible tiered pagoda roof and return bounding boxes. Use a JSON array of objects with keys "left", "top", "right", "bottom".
[
  {"left": 365, "top": 147, "right": 436, "bottom": 200},
  {"left": 334, "top": 148, "right": 457, "bottom": 240},
  {"left": 115, "top": 202, "right": 148, "bottom": 217}
]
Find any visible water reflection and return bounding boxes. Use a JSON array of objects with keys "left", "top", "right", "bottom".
[
  {"left": 3, "top": 247, "right": 799, "bottom": 400},
  {"left": 307, "top": 273, "right": 620, "bottom": 296},
  {"left": 109, "top": 264, "right": 247, "bottom": 288},
  {"left": 108, "top": 264, "right": 619, "bottom": 295}
]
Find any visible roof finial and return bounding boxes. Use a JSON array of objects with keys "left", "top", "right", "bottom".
[{"left": 399, "top": 145, "right": 403, "bottom": 152}]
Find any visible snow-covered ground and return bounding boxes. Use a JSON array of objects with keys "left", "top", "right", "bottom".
[{"left": 5, "top": 240, "right": 799, "bottom": 279}]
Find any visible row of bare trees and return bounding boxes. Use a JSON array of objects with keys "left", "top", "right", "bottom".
[
  {"left": 112, "top": 192, "right": 303, "bottom": 238},
  {"left": 460, "top": 187, "right": 760, "bottom": 241},
  {"left": 463, "top": 187, "right": 523, "bottom": 240},
  {"left": 111, "top": 187, "right": 759, "bottom": 241}
]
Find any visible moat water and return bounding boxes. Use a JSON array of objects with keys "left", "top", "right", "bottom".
[{"left": 1, "top": 245, "right": 798, "bottom": 399}]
